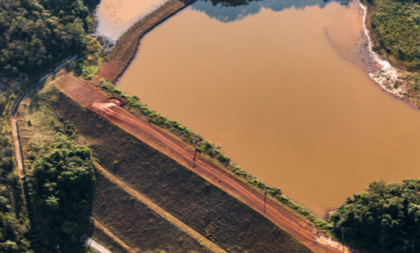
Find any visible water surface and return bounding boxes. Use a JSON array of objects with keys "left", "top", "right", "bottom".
[
  {"left": 116, "top": 0, "right": 420, "bottom": 216},
  {"left": 95, "top": 0, "right": 169, "bottom": 41}
]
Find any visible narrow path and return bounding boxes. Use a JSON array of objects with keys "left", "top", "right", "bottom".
[
  {"left": 90, "top": 217, "right": 137, "bottom": 253},
  {"left": 56, "top": 74, "right": 347, "bottom": 253},
  {"left": 11, "top": 118, "right": 41, "bottom": 252},
  {"left": 9, "top": 56, "right": 78, "bottom": 253},
  {"left": 94, "top": 162, "right": 227, "bottom": 253}
]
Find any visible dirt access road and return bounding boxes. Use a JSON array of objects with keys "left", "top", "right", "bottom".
[{"left": 56, "top": 74, "right": 345, "bottom": 253}]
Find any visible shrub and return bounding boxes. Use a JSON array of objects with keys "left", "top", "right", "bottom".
[
  {"left": 217, "top": 153, "right": 230, "bottom": 165},
  {"left": 279, "top": 195, "right": 289, "bottom": 203},
  {"left": 270, "top": 187, "right": 282, "bottom": 196}
]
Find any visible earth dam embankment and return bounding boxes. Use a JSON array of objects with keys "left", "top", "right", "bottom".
[{"left": 96, "top": 0, "right": 420, "bottom": 217}]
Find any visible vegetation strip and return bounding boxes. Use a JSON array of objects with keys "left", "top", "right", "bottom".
[
  {"left": 93, "top": 162, "right": 227, "bottom": 253},
  {"left": 8, "top": 57, "right": 78, "bottom": 253}
]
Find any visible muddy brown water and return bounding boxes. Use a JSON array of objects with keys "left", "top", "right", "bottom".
[{"left": 112, "top": 0, "right": 420, "bottom": 216}]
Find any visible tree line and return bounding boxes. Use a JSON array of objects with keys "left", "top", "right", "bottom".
[
  {"left": 28, "top": 137, "right": 95, "bottom": 252},
  {"left": 0, "top": 93, "right": 31, "bottom": 252},
  {"left": 330, "top": 179, "right": 420, "bottom": 253}
]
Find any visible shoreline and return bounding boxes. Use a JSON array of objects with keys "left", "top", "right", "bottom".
[
  {"left": 93, "top": 0, "right": 172, "bottom": 49},
  {"left": 358, "top": 0, "right": 420, "bottom": 109},
  {"left": 96, "top": 0, "right": 195, "bottom": 83}
]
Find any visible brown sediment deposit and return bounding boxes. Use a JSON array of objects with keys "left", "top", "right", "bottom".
[{"left": 55, "top": 73, "right": 344, "bottom": 253}]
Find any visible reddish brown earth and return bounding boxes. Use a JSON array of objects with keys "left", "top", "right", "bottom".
[{"left": 55, "top": 74, "right": 345, "bottom": 253}]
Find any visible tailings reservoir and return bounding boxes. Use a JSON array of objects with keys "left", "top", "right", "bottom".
[{"left": 112, "top": 0, "right": 420, "bottom": 216}]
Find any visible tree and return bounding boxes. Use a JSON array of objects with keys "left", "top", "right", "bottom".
[
  {"left": 46, "top": 195, "right": 60, "bottom": 209},
  {"left": 329, "top": 179, "right": 420, "bottom": 253},
  {"left": 30, "top": 137, "right": 95, "bottom": 252},
  {"left": 0, "top": 0, "right": 98, "bottom": 77}
]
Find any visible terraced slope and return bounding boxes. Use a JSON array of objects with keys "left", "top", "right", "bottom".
[{"left": 49, "top": 80, "right": 314, "bottom": 252}]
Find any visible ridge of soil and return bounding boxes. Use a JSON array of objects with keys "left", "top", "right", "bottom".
[{"left": 55, "top": 73, "right": 343, "bottom": 253}]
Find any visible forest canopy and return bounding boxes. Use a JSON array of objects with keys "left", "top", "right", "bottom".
[
  {"left": 30, "top": 138, "right": 95, "bottom": 252},
  {"left": 329, "top": 179, "right": 420, "bottom": 253},
  {"left": 0, "top": 106, "right": 31, "bottom": 253},
  {"left": 0, "top": 0, "right": 100, "bottom": 76},
  {"left": 372, "top": 0, "right": 420, "bottom": 67}
]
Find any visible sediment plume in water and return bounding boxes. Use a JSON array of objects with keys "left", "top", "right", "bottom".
[{"left": 94, "top": 0, "right": 170, "bottom": 47}]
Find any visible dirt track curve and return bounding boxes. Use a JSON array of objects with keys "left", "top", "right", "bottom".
[{"left": 56, "top": 74, "right": 347, "bottom": 253}]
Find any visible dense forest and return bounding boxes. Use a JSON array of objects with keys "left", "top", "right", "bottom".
[
  {"left": 371, "top": 0, "right": 420, "bottom": 67},
  {"left": 0, "top": 0, "right": 101, "bottom": 77},
  {"left": 329, "top": 180, "right": 420, "bottom": 253},
  {"left": 28, "top": 137, "right": 95, "bottom": 252},
  {"left": 0, "top": 94, "right": 32, "bottom": 253}
]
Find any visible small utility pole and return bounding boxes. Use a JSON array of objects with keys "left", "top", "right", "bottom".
[
  {"left": 192, "top": 139, "right": 201, "bottom": 168},
  {"left": 192, "top": 139, "right": 196, "bottom": 168},
  {"left": 264, "top": 181, "right": 267, "bottom": 213}
]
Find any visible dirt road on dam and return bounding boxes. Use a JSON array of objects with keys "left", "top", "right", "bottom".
[{"left": 56, "top": 74, "right": 346, "bottom": 253}]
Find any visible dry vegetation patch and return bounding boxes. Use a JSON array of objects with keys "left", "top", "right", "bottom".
[{"left": 92, "top": 170, "right": 207, "bottom": 253}]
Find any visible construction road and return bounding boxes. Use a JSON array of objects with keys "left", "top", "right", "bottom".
[{"left": 57, "top": 74, "right": 348, "bottom": 253}]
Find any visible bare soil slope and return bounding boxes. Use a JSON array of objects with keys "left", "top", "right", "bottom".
[
  {"left": 92, "top": 169, "right": 210, "bottom": 252},
  {"left": 53, "top": 74, "right": 342, "bottom": 253}
]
